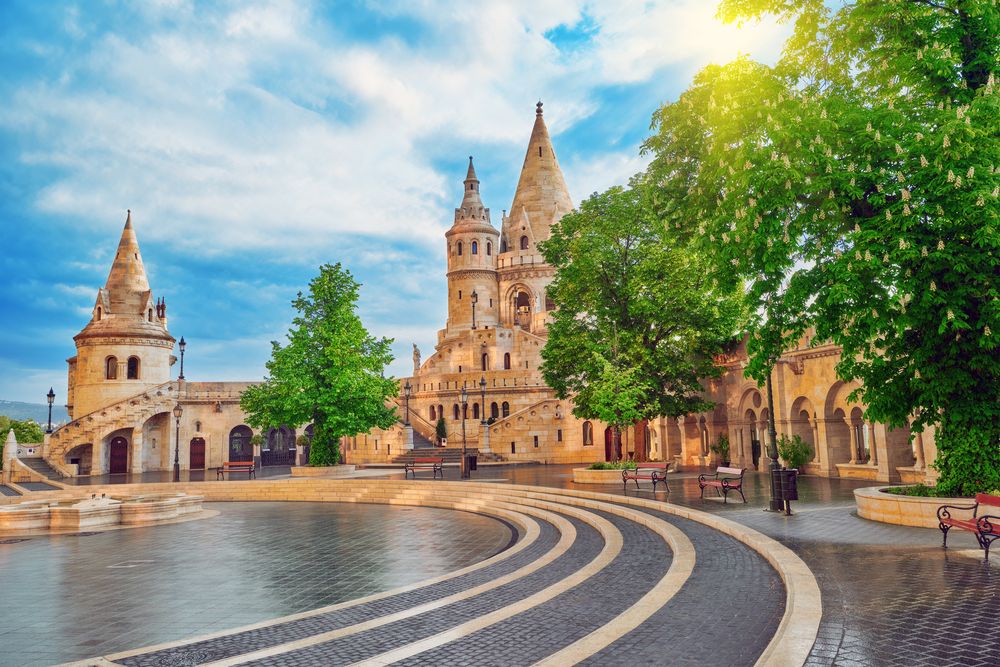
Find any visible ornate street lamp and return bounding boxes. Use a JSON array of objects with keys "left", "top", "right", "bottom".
[
  {"left": 46, "top": 388, "right": 55, "bottom": 434},
  {"left": 460, "top": 385, "right": 469, "bottom": 478},
  {"left": 471, "top": 291, "right": 478, "bottom": 329},
  {"left": 479, "top": 375, "right": 487, "bottom": 425},
  {"left": 172, "top": 403, "right": 183, "bottom": 482},
  {"left": 403, "top": 380, "right": 412, "bottom": 426},
  {"left": 178, "top": 336, "right": 187, "bottom": 381}
]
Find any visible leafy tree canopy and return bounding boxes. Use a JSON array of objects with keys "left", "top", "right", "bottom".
[
  {"left": 539, "top": 183, "right": 746, "bottom": 450},
  {"left": 0, "top": 416, "right": 44, "bottom": 444},
  {"left": 240, "top": 263, "right": 398, "bottom": 466},
  {"left": 644, "top": 0, "right": 999, "bottom": 494}
]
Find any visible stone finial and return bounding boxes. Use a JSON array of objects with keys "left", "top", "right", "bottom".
[
  {"left": 4, "top": 428, "right": 17, "bottom": 462},
  {"left": 536, "top": 100, "right": 543, "bottom": 115}
]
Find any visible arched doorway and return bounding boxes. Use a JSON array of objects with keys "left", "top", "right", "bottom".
[
  {"left": 263, "top": 426, "right": 295, "bottom": 466},
  {"left": 109, "top": 436, "right": 129, "bottom": 474},
  {"left": 65, "top": 443, "right": 94, "bottom": 476},
  {"left": 189, "top": 437, "right": 206, "bottom": 469},
  {"left": 228, "top": 426, "right": 253, "bottom": 462},
  {"left": 604, "top": 427, "right": 622, "bottom": 462}
]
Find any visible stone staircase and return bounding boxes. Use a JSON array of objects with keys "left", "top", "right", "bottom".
[
  {"left": 411, "top": 429, "right": 437, "bottom": 449},
  {"left": 20, "top": 457, "right": 63, "bottom": 482},
  {"left": 391, "top": 447, "right": 506, "bottom": 465},
  {"left": 46, "top": 380, "right": 179, "bottom": 472}
]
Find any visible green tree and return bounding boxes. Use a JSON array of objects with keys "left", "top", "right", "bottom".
[
  {"left": 645, "top": 1, "right": 999, "bottom": 495},
  {"left": 0, "top": 416, "right": 45, "bottom": 444},
  {"left": 539, "top": 184, "right": 746, "bottom": 461},
  {"left": 435, "top": 416, "right": 448, "bottom": 445},
  {"left": 240, "top": 263, "right": 398, "bottom": 466}
]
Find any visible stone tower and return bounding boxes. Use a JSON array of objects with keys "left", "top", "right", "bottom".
[
  {"left": 66, "top": 211, "right": 176, "bottom": 418},
  {"left": 497, "top": 102, "right": 574, "bottom": 333},
  {"left": 445, "top": 157, "right": 500, "bottom": 334}
]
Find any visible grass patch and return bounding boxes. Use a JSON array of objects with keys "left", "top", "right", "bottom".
[{"left": 588, "top": 461, "right": 638, "bottom": 470}]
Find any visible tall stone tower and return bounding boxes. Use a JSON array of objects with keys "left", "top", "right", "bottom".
[
  {"left": 498, "top": 102, "right": 574, "bottom": 333},
  {"left": 67, "top": 211, "right": 176, "bottom": 418},
  {"left": 445, "top": 157, "right": 500, "bottom": 334}
]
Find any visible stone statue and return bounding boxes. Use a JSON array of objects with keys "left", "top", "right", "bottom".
[{"left": 412, "top": 344, "right": 421, "bottom": 373}]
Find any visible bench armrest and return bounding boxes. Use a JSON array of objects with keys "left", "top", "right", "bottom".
[
  {"left": 977, "top": 515, "right": 1000, "bottom": 534},
  {"left": 697, "top": 472, "right": 717, "bottom": 483},
  {"left": 937, "top": 503, "right": 978, "bottom": 520}
]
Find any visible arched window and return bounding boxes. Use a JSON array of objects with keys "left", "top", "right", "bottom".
[
  {"left": 491, "top": 402, "right": 499, "bottom": 419},
  {"left": 453, "top": 404, "right": 460, "bottom": 420},
  {"left": 148, "top": 308, "right": 153, "bottom": 322},
  {"left": 228, "top": 425, "right": 253, "bottom": 461},
  {"left": 471, "top": 241, "right": 478, "bottom": 255},
  {"left": 438, "top": 404, "right": 444, "bottom": 421},
  {"left": 473, "top": 403, "right": 480, "bottom": 419},
  {"left": 503, "top": 353, "right": 511, "bottom": 370},
  {"left": 481, "top": 353, "right": 488, "bottom": 371},
  {"left": 430, "top": 405, "right": 437, "bottom": 421},
  {"left": 96, "top": 307, "right": 102, "bottom": 321},
  {"left": 502, "top": 401, "right": 510, "bottom": 418},
  {"left": 520, "top": 235, "right": 529, "bottom": 250},
  {"left": 486, "top": 242, "right": 492, "bottom": 256},
  {"left": 583, "top": 421, "right": 594, "bottom": 446},
  {"left": 462, "top": 403, "right": 468, "bottom": 419},
  {"left": 105, "top": 356, "right": 118, "bottom": 380},
  {"left": 195, "top": 420, "right": 202, "bottom": 432},
  {"left": 500, "top": 239, "right": 508, "bottom": 252},
  {"left": 127, "top": 356, "right": 140, "bottom": 380},
  {"left": 457, "top": 242, "right": 463, "bottom": 256}
]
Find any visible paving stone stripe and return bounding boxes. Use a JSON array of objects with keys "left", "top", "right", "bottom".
[
  {"left": 241, "top": 506, "right": 616, "bottom": 666},
  {"left": 111, "top": 502, "right": 549, "bottom": 667}
]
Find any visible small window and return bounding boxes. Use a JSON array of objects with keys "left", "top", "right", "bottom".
[
  {"left": 459, "top": 290, "right": 462, "bottom": 300},
  {"left": 127, "top": 356, "right": 140, "bottom": 380},
  {"left": 557, "top": 429, "right": 563, "bottom": 442},
  {"left": 502, "top": 401, "right": 510, "bottom": 418},
  {"left": 511, "top": 442, "right": 516, "bottom": 454},
  {"left": 453, "top": 404, "right": 460, "bottom": 420},
  {"left": 471, "top": 241, "right": 478, "bottom": 255},
  {"left": 520, "top": 236, "right": 529, "bottom": 250},
  {"left": 491, "top": 402, "right": 499, "bottom": 419},
  {"left": 489, "top": 298, "right": 493, "bottom": 307},
  {"left": 481, "top": 353, "right": 488, "bottom": 371},
  {"left": 457, "top": 242, "right": 463, "bottom": 256},
  {"left": 538, "top": 146, "right": 542, "bottom": 157},
  {"left": 583, "top": 421, "right": 594, "bottom": 446},
  {"left": 533, "top": 435, "right": 539, "bottom": 447},
  {"left": 486, "top": 242, "right": 492, "bottom": 256},
  {"left": 105, "top": 356, "right": 118, "bottom": 380},
  {"left": 148, "top": 308, "right": 153, "bottom": 322},
  {"left": 430, "top": 405, "right": 437, "bottom": 421},
  {"left": 504, "top": 353, "right": 511, "bottom": 370},
  {"left": 195, "top": 421, "right": 202, "bottom": 432},
  {"left": 96, "top": 307, "right": 102, "bottom": 321},
  {"left": 473, "top": 403, "right": 480, "bottom": 419}
]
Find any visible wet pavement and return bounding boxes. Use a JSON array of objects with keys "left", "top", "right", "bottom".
[
  {"left": 482, "top": 463, "right": 1000, "bottom": 667},
  {"left": 0, "top": 502, "right": 513, "bottom": 667}
]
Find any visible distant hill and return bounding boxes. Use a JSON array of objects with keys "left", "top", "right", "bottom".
[{"left": 0, "top": 400, "right": 70, "bottom": 425}]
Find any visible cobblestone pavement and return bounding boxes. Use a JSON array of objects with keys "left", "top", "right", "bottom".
[
  {"left": 0, "top": 502, "right": 513, "bottom": 667},
  {"left": 91, "top": 482, "right": 785, "bottom": 667},
  {"left": 497, "top": 464, "right": 1000, "bottom": 667}
]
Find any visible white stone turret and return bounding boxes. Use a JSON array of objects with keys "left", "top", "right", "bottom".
[
  {"left": 444, "top": 157, "right": 500, "bottom": 334},
  {"left": 67, "top": 211, "right": 176, "bottom": 418}
]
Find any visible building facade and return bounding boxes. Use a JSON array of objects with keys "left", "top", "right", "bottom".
[{"left": 43, "top": 105, "right": 936, "bottom": 485}]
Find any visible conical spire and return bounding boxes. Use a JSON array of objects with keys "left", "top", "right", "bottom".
[
  {"left": 507, "top": 101, "right": 574, "bottom": 244},
  {"left": 104, "top": 210, "right": 151, "bottom": 314},
  {"left": 460, "top": 155, "right": 484, "bottom": 210}
]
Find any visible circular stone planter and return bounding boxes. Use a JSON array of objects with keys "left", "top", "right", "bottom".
[
  {"left": 572, "top": 468, "right": 629, "bottom": 484},
  {"left": 854, "top": 486, "right": 967, "bottom": 528},
  {"left": 290, "top": 465, "right": 357, "bottom": 478}
]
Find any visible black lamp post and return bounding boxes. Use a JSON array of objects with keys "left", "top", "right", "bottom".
[
  {"left": 471, "top": 291, "right": 478, "bottom": 329},
  {"left": 172, "top": 403, "right": 183, "bottom": 482},
  {"left": 46, "top": 387, "right": 55, "bottom": 434},
  {"left": 403, "top": 380, "right": 412, "bottom": 426},
  {"left": 765, "top": 370, "right": 783, "bottom": 512},
  {"left": 178, "top": 336, "right": 187, "bottom": 380},
  {"left": 460, "top": 386, "right": 469, "bottom": 478},
  {"left": 479, "top": 375, "right": 487, "bottom": 425}
]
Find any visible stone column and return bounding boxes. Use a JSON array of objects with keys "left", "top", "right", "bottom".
[
  {"left": 131, "top": 426, "right": 144, "bottom": 474},
  {"left": 402, "top": 426, "right": 414, "bottom": 451},
  {"left": 913, "top": 430, "right": 926, "bottom": 469},
  {"left": 479, "top": 423, "right": 491, "bottom": 454},
  {"left": 869, "top": 422, "right": 879, "bottom": 466},
  {"left": 811, "top": 419, "right": 822, "bottom": 465},
  {"left": 848, "top": 425, "right": 858, "bottom": 465}
]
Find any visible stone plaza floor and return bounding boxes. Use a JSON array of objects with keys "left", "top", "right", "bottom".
[{"left": 1, "top": 463, "right": 996, "bottom": 666}]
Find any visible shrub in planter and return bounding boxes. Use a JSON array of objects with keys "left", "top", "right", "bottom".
[
  {"left": 710, "top": 433, "right": 731, "bottom": 465},
  {"left": 588, "top": 461, "right": 638, "bottom": 470},
  {"left": 777, "top": 434, "right": 811, "bottom": 470}
]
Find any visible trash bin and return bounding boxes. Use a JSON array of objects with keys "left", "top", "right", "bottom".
[{"left": 778, "top": 468, "right": 799, "bottom": 501}]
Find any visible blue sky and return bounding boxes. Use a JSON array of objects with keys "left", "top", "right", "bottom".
[{"left": 0, "top": 0, "right": 786, "bottom": 404}]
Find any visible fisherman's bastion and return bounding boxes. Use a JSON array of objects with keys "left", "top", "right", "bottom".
[{"left": 21, "top": 105, "right": 937, "bottom": 487}]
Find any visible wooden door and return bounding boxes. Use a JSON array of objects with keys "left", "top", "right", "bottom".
[
  {"left": 189, "top": 437, "right": 206, "bottom": 469},
  {"left": 109, "top": 437, "right": 129, "bottom": 474}
]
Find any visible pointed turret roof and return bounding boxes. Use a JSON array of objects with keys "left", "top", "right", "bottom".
[
  {"left": 104, "top": 210, "right": 151, "bottom": 314},
  {"left": 507, "top": 101, "right": 574, "bottom": 244},
  {"left": 75, "top": 210, "right": 173, "bottom": 343},
  {"left": 460, "top": 156, "right": 484, "bottom": 210}
]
